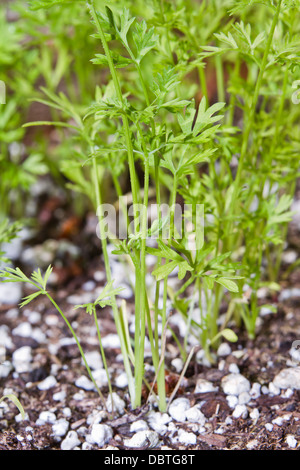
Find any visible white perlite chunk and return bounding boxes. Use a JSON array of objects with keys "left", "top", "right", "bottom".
[
  {"left": 52, "top": 418, "right": 69, "bottom": 438},
  {"left": 86, "top": 424, "right": 113, "bottom": 447},
  {"left": 75, "top": 375, "right": 96, "bottom": 391},
  {"left": 194, "top": 378, "right": 218, "bottom": 393},
  {"left": 185, "top": 406, "right": 206, "bottom": 425},
  {"left": 286, "top": 435, "right": 297, "bottom": 449},
  {"left": 232, "top": 404, "right": 248, "bottom": 419},
  {"left": 37, "top": 375, "right": 57, "bottom": 390},
  {"left": 36, "top": 411, "right": 57, "bottom": 425},
  {"left": 124, "top": 430, "right": 159, "bottom": 449},
  {"left": 61, "top": 431, "right": 81, "bottom": 450},
  {"left": 168, "top": 397, "right": 190, "bottom": 422},
  {"left": 221, "top": 373, "right": 250, "bottom": 396},
  {"left": 84, "top": 350, "right": 103, "bottom": 370},
  {"left": 147, "top": 411, "right": 172, "bottom": 435},
  {"left": 106, "top": 392, "right": 125, "bottom": 415},
  {"left": 12, "top": 346, "right": 32, "bottom": 373},
  {"left": 273, "top": 367, "right": 300, "bottom": 390},
  {"left": 130, "top": 420, "right": 149, "bottom": 433},
  {"left": 176, "top": 429, "right": 197, "bottom": 446},
  {"left": 217, "top": 342, "right": 231, "bottom": 357}
]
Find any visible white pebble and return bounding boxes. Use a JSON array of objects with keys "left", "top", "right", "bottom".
[
  {"left": 228, "top": 363, "right": 240, "bottom": 374},
  {"left": 195, "top": 378, "right": 218, "bottom": 393},
  {"left": 61, "top": 431, "right": 81, "bottom": 450},
  {"left": 176, "top": 429, "right": 196, "bottom": 445},
  {"left": 250, "top": 408, "right": 260, "bottom": 423},
  {"left": 75, "top": 375, "right": 96, "bottom": 391},
  {"left": 185, "top": 406, "right": 206, "bottom": 425},
  {"left": 286, "top": 435, "right": 297, "bottom": 448},
  {"left": 37, "top": 375, "right": 57, "bottom": 390},
  {"left": 124, "top": 430, "right": 159, "bottom": 449},
  {"left": 168, "top": 397, "right": 190, "bottom": 422},
  {"left": 106, "top": 392, "right": 125, "bottom": 415},
  {"left": 217, "top": 343, "right": 231, "bottom": 357},
  {"left": 221, "top": 373, "right": 250, "bottom": 396},
  {"left": 36, "top": 411, "right": 57, "bottom": 425},
  {"left": 53, "top": 390, "right": 66, "bottom": 402},
  {"left": 130, "top": 420, "right": 149, "bottom": 433},
  {"left": 147, "top": 411, "right": 171, "bottom": 435},
  {"left": 265, "top": 423, "right": 273, "bottom": 431},
  {"left": 171, "top": 357, "right": 184, "bottom": 373},
  {"left": 12, "top": 322, "right": 32, "bottom": 337},
  {"left": 226, "top": 395, "right": 238, "bottom": 408},
  {"left": 250, "top": 382, "right": 261, "bottom": 399},
  {"left": 12, "top": 346, "right": 32, "bottom": 373},
  {"left": 52, "top": 418, "right": 69, "bottom": 438},
  {"left": 238, "top": 391, "right": 251, "bottom": 405},
  {"left": 232, "top": 404, "right": 248, "bottom": 419},
  {"left": 86, "top": 424, "right": 113, "bottom": 447},
  {"left": 85, "top": 350, "right": 103, "bottom": 370},
  {"left": 269, "top": 382, "right": 280, "bottom": 396},
  {"left": 115, "top": 371, "right": 128, "bottom": 388},
  {"left": 273, "top": 367, "right": 300, "bottom": 390}
]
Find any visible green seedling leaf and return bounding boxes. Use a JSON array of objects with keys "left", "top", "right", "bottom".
[
  {"left": 215, "top": 277, "right": 239, "bottom": 293},
  {"left": 0, "top": 394, "right": 25, "bottom": 420},
  {"left": 152, "top": 260, "right": 178, "bottom": 281},
  {"left": 220, "top": 328, "right": 238, "bottom": 342}
]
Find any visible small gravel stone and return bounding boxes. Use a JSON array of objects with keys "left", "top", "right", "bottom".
[
  {"left": 130, "top": 420, "right": 149, "bottom": 433},
  {"left": 84, "top": 350, "right": 103, "bottom": 370},
  {"left": 12, "top": 322, "right": 32, "bottom": 337},
  {"left": 171, "top": 357, "right": 184, "bottom": 373},
  {"left": 168, "top": 397, "right": 190, "bottom": 422},
  {"left": 53, "top": 390, "right": 66, "bottom": 402},
  {"left": 124, "top": 430, "right": 159, "bottom": 449},
  {"left": 228, "top": 363, "right": 240, "bottom": 374},
  {"left": 106, "top": 392, "right": 125, "bottom": 415},
  {"left": 232, "top": 404, "right": 248, "bottom": 419},
  {"left": 238, "top": 391, "right": 251, "bottom": 405},
  {"left": 217, "top": 342, "right": 231, "bottom": 357},
  {"left": 194, "top": 378, "right": 218, "bottom": 393},
  {"left": 36, "top": 411, "right": 57, "bottom": 425},
  {"left": 86, "top": 424, "right": 113, "bottom": 447},
  {"left": 221, "top": 373, "right": 250, "bottom": 396},
  {"left": 250, "top": 382, "right": 261, "bottom": 399},
  {"left": 0, "top": 282, "right": 22, "bottom": 305},
  {"left": 37, "top": 375, "right": 57, "bottom": 390},
  {"left": 273, "top": 367, "right": 300, "bottom": 390},
  {"left": 286, "top": 435, "right": 297, "bottom": 449},
  {"left": 185, "top": 406, "right": 206, "bottom": 425},
  {"left": 115, "top": 371, "right": 128, "bottom": 388},
  {"left": 226, "top": 395, "right": 238, "bottom": 408},
  {"left": 75, "top": 375, "right": 96, "bottom": 391},
  {"left": 61, "top": 430, "right": 81, "bottom": 450},
  {"left": 52, "top": 418, "right": 69, "bottom": 438},
  {"left": 176, "top": 429, "right": 197, "bottom": 445},
  {"left": 265, "top": 423, "right": 273, "bottom": 431},
  {"left": 12, "top": 346, "right": 32, "bottom": 373},
  {"left": 147, "top": 411, "right": 172, "bottom": 435},
  {"left": 250, "top": 408, "right": 260, "bottom": 423}
]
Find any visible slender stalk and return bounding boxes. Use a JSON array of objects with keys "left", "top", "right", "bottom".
[
  {"left": 226, "top": 0, "right": 282, "bottom": 239},
  {"left": 45, "top": 292, "right": 106, "bottom": 406}
]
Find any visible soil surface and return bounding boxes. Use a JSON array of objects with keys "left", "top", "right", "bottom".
[{"left": 0, "top": 177, "right": 300, "bottom": 451}]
